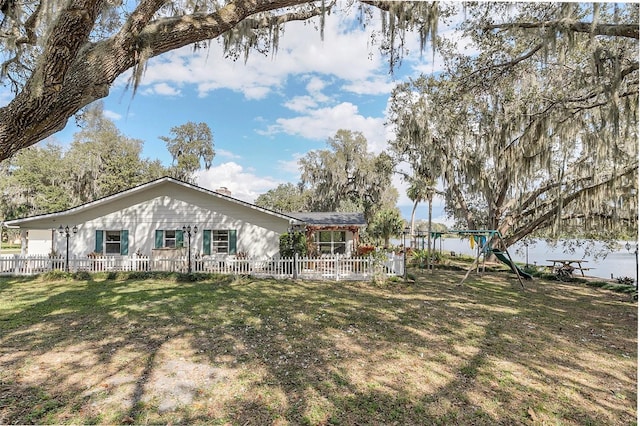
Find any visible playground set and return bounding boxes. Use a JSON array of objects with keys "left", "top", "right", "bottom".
[{"left": 452, "top": 230, "right": 532, "bottom": 290}]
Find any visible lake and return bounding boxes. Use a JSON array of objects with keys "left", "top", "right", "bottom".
[{"left": 420, "top": 237, "right": 638, "bottom": 281}]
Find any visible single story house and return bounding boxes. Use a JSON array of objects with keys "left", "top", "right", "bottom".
[{"left": 3, "top": 177, "right": 366, "bottom": 259}]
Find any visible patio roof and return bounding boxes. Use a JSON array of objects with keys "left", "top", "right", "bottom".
[{"left": 286, "top": 212, "right": 366, "bottom": 226}]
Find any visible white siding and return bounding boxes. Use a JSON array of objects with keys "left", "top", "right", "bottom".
[
  {"left": 27, "top": 229, "right": 53, "bottom": 256},
  {"left": 29, "top": 181, "right": 292, "bottom": 259}
]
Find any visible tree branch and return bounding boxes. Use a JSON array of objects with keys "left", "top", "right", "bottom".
[
  {"left": 0, "top": 0, "right": 333, "bottom": 162},
  {"left": 486, "top": 20, "right": 639, "bottom": 40},
  {"left": 504, "top": 163, "right": 638, "bottom": 245},
  {"left": 466, "top": 42, "right": 544, "bottom": 81}
]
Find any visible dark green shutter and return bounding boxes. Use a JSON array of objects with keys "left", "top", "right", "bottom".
[
  {"left": 229, "top": 230, "right": 237, "bottom": 255},
  {"left": 203, "top": 230, "right": 211, "bottom": 255},
  {"left": 95, "top": 230, "right": 103, "bottom": 253},
  {"left": 120, "top": 230, "right": 129, "bottom": 255},
  {"left": 176, "top": 230, "right": 184, "bottom": 248},
  {"left": 155, "top": 230, "right": 163, "bottom": 249}
]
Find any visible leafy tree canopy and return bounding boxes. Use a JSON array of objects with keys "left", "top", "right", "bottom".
[
  {"left": 0, "top": 103, "right": 168, "bottom": 220},
  {"left": 160, "top": 121, "right": 215, "bottom": 183},
  {"left": 299, "top": 129, "right": 396, "bottom": 221},
  {"left": 255, "top": 182, "right": 311, "bottom": 213},
  {"left": 388, "top": 3, "right": 638, "bottom": 246},
  {"left": 0, "top": 0, "right": 443, "bottom": 162}
]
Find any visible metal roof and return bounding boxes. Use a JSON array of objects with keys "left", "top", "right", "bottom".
[{"left": 286, "top": 212, "right": 367, "bottom": 226}]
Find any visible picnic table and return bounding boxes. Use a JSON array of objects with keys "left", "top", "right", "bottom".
[{"left": 546, "top": 259, "right": 591, "bottom": 277}]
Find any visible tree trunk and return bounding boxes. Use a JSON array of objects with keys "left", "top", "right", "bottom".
[
  {"left": 0, "top": 0, "right": 317, "bottom": 162},
  {"left": 409, "top": 199, "right": 418, "bottom": 248},
  {"left": 427, "top": 193, "right": 433, "bottom": 273}
]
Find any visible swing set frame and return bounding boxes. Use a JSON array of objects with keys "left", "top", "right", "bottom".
[{"left": 452, "top": 230, "right": 526, "bottom": 290}]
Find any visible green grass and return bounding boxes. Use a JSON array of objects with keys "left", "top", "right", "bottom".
[{"left": 0, "top": 270, "right": 636, "bottom": 425}]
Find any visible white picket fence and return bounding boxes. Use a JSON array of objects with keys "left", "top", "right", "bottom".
[{"left": 0, "top": 253, "right": 405, "bottom": 281}]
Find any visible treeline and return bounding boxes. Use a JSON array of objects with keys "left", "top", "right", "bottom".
[{"left": 0, "top": 103, "right": 215, "bottom": 221}]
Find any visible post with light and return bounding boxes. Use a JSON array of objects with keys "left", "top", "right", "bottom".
[
  {"left": 416, "top": 230, "right": 426, "bottom": 251},
  {"left": 58, "top": 225, "right": 78, "bottom": 272},
  {"left": 416, "top": 230, "right": 426, "bottom": 268},
  {"left": 183, "top": 225, "right": 198, "bottom": 273},
  {"left": 402, "top": 226, "right": 411, "bottom": 281}
]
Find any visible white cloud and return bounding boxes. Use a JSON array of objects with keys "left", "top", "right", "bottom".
[
  {"left": 141, "top": 82, "right": 182, "bottom": 97},
  {"left": 0, "top": 87, "right": 12, "bottom": 108},
  {"left": 277, "top": 153, "right": 304, "bottom": 177},
  {"left": 284, "top": 95, "right": 319, "bottom": 113},
  {"left": 196, "top": 162, "right": 282, "bottom": 203},
  {"left": 216, "top": 148, "right": 242, "bottom": 159},
  {"left": 341, "top": 76, "right": 398, "bottom": 95},
  {"left": 104, "top": 109, "right": 122, "bottom": 121},
  {"left": 306, "top": 76, "right": 324, "bottom": 92},
  {"left": 260, "top": 102, "right": 387, "bottom": 151}
]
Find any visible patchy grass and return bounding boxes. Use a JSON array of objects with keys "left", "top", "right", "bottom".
[{"left": 0, "top": 270, "right": 636, "bottom": 425}]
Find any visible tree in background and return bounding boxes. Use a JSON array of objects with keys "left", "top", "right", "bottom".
[
  {"left": 279, "top": 231, "right": 308, "bottom": 258},
  {"left": 0, "top": 1, "right": 442, "bottom": 161},
  {"left": 404, "top": 177, "right": 440, "bottom": 271},
  {"left": 388, "top": 3, "right": 638, "bottom": 247},
  {"left": 255, "top": 183, "right": 311, "bottom": 213},
  {"left": 0, "top": 104, "right": 167, "bottom": 220},
  {"left": 66, "top": 102, "right": 166, "bottom": 203},
  {"left": 0, "top": 142, "right": 72, "bottom": 219},
  {"left": 367, "top": 208, "right": 404, "bottom": 249},
  {"left": 299, "top": 129, "right": 396, "bottom": 222},
  {"left": 160, "top": 122, "right": 215, "bottom": 183}
]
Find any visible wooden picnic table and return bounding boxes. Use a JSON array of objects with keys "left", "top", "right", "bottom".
[{"left": 546, "top": 259, "right": 591, "bottom": 277}]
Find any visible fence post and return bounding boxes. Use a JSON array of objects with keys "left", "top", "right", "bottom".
[
  {"left": 335, "top": 255, "right": 339, "bottom": 281},
  {"left": 293, "top": 253, "right": 298, "bottom": 279}
]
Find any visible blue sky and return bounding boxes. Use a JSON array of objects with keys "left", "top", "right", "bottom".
[{"left": 6, "top": 5, "right": 469, "bottom": 224}]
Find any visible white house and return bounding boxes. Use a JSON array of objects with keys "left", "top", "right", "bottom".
[{"left": 3, "top": 177, "right": 366, "bottom": 260}]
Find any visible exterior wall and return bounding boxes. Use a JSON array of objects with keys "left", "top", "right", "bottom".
[
  {"left": 23, "top": 181, "right": 291, "bottom": 259},
  {"left": 27, "top": 229, "right": 53, "bottom": 256}
]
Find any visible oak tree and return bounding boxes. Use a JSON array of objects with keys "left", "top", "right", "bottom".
[
  {"left": 0, "top": 0, "right": 441, "bottom": 162},
  {"left": 299, "top": 129, "right": 396, "bottom": 221},
  {"left": 388, "top": 2, "right": 638, "bottom": 247},
  {"left": 160, "top": 121, "right": 215, "bottom": 183}
]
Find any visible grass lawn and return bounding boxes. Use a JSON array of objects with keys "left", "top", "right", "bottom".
[{"left": 0, "top": 269, "right": 636, "bottom": 425}]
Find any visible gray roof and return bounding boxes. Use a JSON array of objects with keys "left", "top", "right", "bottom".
[{"left": 286, "top": 212, "right": 366, "bottom": 226}]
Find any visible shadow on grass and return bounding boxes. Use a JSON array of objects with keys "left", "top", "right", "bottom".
[{"left": 0, "top": 270, "right": 636, "bottom": 425}]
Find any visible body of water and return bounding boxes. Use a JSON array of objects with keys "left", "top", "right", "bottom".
[{"left": 427, "top": 237, "right": 638, "bottom": 281}]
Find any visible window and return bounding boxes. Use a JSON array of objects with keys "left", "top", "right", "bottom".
[
  {"left": 316, "top": 231, "right": 346, "bottom": 254},
  {"left": 212, "top": 230, "right": 229, "bottom": 254},
  {"left": 164, "top": 230, "right": 176, "bottom": 248},
  {"left": 95, "top": 230, "right": 129, "bottom": 255},
  {"left": 202, "top": 229, "right": 237, "bottom": 255},
  {"left": 155, "top": 230, "right": 184, "bottom": 249},
  {"left": 105, "top": 231, "right": 121, "bottom": 254}
]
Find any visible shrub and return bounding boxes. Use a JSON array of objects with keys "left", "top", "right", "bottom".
[
  {"left": 40, "top": 270, "right": 70, "bottom": 281},
  {"left": 279, "top": 231, "right": 308, "bottom": 258},
  {"left": 126, "top": 270, "right": 151, "bottom": 280},
  {"left": 72, "top": 271, "right": 92, "bottom": 281}
]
